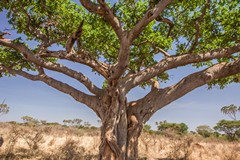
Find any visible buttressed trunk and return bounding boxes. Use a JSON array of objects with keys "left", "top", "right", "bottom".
[{"left": 97, "top": 81, "right": 143, "bottom": 160}]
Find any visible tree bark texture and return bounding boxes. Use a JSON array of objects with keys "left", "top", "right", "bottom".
[{"left": 97, "top": 83, "right": 143, "bottom": 160}]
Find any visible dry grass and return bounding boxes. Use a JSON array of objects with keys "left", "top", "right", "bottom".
[{"left": 0, "top": 122, "right": 239, "bottom": 160}]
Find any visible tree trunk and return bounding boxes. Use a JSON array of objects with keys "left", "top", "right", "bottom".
[{"left": 98, "top": 86, "right": 143, "bottom": 160}]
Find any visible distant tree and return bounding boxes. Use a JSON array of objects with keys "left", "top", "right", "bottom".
[
  {"left": 143, "top": 124, "right": 155, "bottom": 134},
  {"left": 143, "top": 124, "right": 152, "bottom": 132},
  {"left": 83, "top": 121, "right": 91, "bottom": 128},
  {"left": 63, "top": 118, "right": 84, "bottom": 127},
  {"left": 46, "top": 122, "right": 60, "bottom": 126},
  {"left": 21, "top": 116, "right": 39, "bottom": 125},
  {"left": 221, "top": 104, "right": 240, "bottom": 120},
  {"left": 63, "top": 119, "right": 72, "bottom": 126},
  {"left": 72, "top": 118, "right": 83, "bottom": 127},
  {"left": 0, "top": 99, "right": 9, "bottom": 116},
  {"left": 156, "top": 121, "right": 188, "bottom": 135},
  {"left": 196, "top": 125, "right": 214, "bottom": 138},
  {"left": 214, "top": 120, "right": 240, "bottom": 141},
  {"left": 40, "top": 120, "right": 47, "bottom": 125}
]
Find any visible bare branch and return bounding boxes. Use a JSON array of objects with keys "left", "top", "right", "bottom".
[
  {"left": 123, "top": 44, "right": 240, "bottom": 93},
  {"left": 129, "top": 0, "right": 173, "bottom": 43},
  {"left": 108, "top": 35, "right": 130, "bottom": 81},
  {"left": 0, "top": 66, "right": 99, "bottom": 111}
]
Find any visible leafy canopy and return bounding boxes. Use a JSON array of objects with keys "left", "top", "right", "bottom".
[
  {"left": 214, "top": 120, "right": 240, "bottom": 140},
  {"left": 221, "top": 104, "right": 240, "bottom": 120},
  {"left": 0, "top": 0, "right": 240, "bottom": 87},
  {"left": 196, "top": 125, "right": 214, "bottom": 138}
]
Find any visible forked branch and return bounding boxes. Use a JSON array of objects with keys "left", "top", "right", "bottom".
[{"left": 0, "top": 66, "right": 99, "bottom": 111}]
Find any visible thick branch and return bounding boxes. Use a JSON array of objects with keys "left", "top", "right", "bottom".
[
  {"left": 129, "top": 59, "right": 240, "bottom": 123},
  {"left": 97, "top": 0, "right": 123, "bottom": 39},
  {"left": 123, "top": 44, "right": 240, "bottom": 93},
  {"left": 79, "top": 0, "right": 104, "bottom": 14},
  {"left": 42, "top": 62, "right": 103, "bottom": 96},
  {"left": 79, "top": 0, "right": 123, "bottom": 40},
  {"left": 0, "top": 66, "right": 99, "bottom": 111},
  {"left": 0, "top": 38, "right": 103, "bottom": 95},
  {"left": 129, "top": 0, "right": 173, "bottom": 43},
  {"left": 109, "top": 35, "right": 130, "bottom": 81},
  {"left": 150, "top": 59, "right": 240, "bottom": 116}
]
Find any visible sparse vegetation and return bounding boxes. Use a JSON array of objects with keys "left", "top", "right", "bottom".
[
  {"left": 1, "top": 105, "right": 239, "bottom": 159},
  {"left": 0, "top": 121, "right": 240, "bottom": 160}
]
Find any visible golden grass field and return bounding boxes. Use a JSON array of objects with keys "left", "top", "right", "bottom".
[{"left": 0, "top": 122, "right": 239, "bottom": 160}]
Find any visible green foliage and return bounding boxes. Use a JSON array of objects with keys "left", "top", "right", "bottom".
[
  {"left": 63, "top": 118, "right": 91, "bottom": 128},
  {"left": 45, "top": 122, "right": 60, "bottom": 126},
  {"left": 21, "top": 115, "right": 39, "bottom": 125},
  {"left": 1, "top": 0, "right": 85, "bottom": 42},
  {"left": 142, "top": 124, "right": 155, "bottom": 134},
  {"left": 208, "top": 74, "right": 240, "bottom": 89},
  {"left": 143, "top": 124, "right": 151, "bottom": 132},
  {"left": 214, "top": 120, "right": 240, "bottom": 141},
  {"left": 196, "top": 125, "right": 214, "bottom": 138},
  {"left": 0, "top": 46, "right": 36, "bottom": 73},
  {"left": 156, "top": 120, "right": 188, "bottom": 135},
  {"left": 170, "top": 0, "right": 240, "bottom": 54},
  {"left": 0, "top": 0, "right": 239, "bottom": 88}
]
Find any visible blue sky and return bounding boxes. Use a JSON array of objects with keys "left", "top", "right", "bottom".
[{"left": 0, "top": 0, "right": 239, "bottom": 131}]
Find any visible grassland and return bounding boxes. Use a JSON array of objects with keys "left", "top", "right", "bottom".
[{"left": 0, "top": 122, "right": 239, "bottom": 160}]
